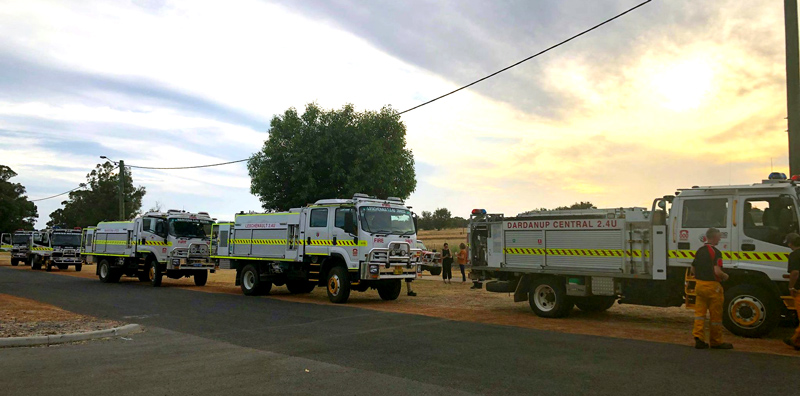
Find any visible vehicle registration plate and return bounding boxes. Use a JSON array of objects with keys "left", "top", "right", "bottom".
[
  {"left": 393, "top": 267, "right": 403, "bottom": 275},
  {"left": 193, "top": 263, "right": 202, "bottom": 267}
]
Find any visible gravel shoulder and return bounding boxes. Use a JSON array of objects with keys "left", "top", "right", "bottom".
[
  {"left": 2, "top": 253, "right": 797, "bottom": 356},
  {"left": 0, "top": 293, "right": 125, "bottom": 338}
]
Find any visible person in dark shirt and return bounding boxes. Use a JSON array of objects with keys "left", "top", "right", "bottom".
[
  {"left": 441, "top": 243, "right": 453, "bottom": 284},
  {"left": 783, "top": 233, "right": 800, "bottom": 350},
  {"left": 690, "top": 228, "right": 732, "bottom": 350}
]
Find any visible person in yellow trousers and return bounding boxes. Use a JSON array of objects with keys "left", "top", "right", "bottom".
[
  {"left": 783, "top": 233, "right": 800, "bottom": 350},
  {"left": 691, "top": 228, "right": 733, "bottom": 350}
]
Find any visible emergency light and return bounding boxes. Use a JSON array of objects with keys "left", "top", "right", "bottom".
[
  {"left": 471, "top": 209, "right": 487, "bottom": 215},
  {"left": 768, "top": 172, "right": 787, "bottom": 180},
  {"left": 792, "top": 175, "right": 800, "bottom": 182}
]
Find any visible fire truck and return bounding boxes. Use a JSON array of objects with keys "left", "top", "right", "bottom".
[
  {"left": 27, "top": 228, "right": 84, "bottom": 271},
  {"left": 81, "top": 210, "right": 215, "bottom": 286},
  {"left": 5, "top": 230, "right": 35, "bottom": 266},
  {"left": 210, "top": 194, "right": 421, "bottom": 303},
  {"left": 1, "top": 233, "right": 11, "bottom": 252},
  {"left": 469, "top": 175, "right": 800, "bottom": 338}
]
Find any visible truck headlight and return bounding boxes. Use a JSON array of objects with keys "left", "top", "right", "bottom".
[{"left": 369, "top": 265, "right": 379, "bottom": 274}]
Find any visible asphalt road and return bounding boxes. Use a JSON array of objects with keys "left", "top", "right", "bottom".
[{"left": 2, "top": 267, "right": 799, "bottom": 396}]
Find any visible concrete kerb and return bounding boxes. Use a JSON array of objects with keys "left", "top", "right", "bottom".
[{"left": 0, "top": 324, "right": 142, "bottom": 348}]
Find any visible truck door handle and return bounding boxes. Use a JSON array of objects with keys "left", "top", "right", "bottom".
[
  {"left": 741, "top": 243, "right": 756, "bottom": 252},
  {"left": 307, "top": 237, "right": 311, "bottom": 245},
  {"left": 332, "top": 236, "right": 337, "bottom": 245}
]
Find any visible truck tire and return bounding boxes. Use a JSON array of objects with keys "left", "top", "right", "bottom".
[
  {"left": 528, "top": 277, "right": 573, "bottom": 318},
  {"left": 149, "top": 260, "right": 162, "bottom": 287},
  {"left": 75, "top": 263, "right": 82, "bottom": 272},
  {"left": 240, "top": 265, "right": 270, "bottom": 296},
  {"left": 10, "top": 259, "right": 18, "bottom": 266},
  {"left": 429, "top": 267, "right": 442, "bottom": 276},
  {"left": 194, "top": 270, "right": 208, "bottom": 286},
  {"left": 98, "top": 259, "right": 120, "bottom": 283},
  {"left": 46, "top": 262, "right": 52, "bottom": 272},
  {"left": 326, "top": 266, "right": 351, "bottom": 304},
  {"left": 32, "top": 256, "right": 42, "bottom": 270},
  {"left": 575, "top": 296, "right": 616, "bottom": 312},
  {"left": 723, "top": 284, "right": 780, "bottom": 338},
  {"left": 377, "top": 279, "right": 402, "bottom": 301},
  {"left": 286, "top": 280, "right": 315, "bottom": 294}
]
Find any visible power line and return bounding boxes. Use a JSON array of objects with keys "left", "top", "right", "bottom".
[
  {"left": 126, "top": 158, "right": 250, "bottom": 170},
  {"left": 30, "top": 185, "right": 86, "bottom": 202},
  {"left": 397, "top": 0, "right": 654, "bottom": 115}
]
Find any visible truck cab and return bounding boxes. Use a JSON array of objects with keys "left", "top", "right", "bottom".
[
  {"left": 47, "top": 228, "right": 84, "bottom": 271},
  {"left": 27, "top": 230, "right": 51, "bottom": 270},
  {"left": 1, "top": 233, "right": 11, "bottom": 252},
  {"left": 8, "top": 230, "right": 34, "bottom": 266}
]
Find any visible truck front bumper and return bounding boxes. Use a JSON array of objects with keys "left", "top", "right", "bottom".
[
  {"left": 167, "top": 258, "right": 215, "bottom": 270},
  {"left": 362, "top": 262, "right": 419, "bottom": 280}
]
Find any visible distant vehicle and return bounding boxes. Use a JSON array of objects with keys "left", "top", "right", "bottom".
[
  {"left": 81, "top": 210, "right": 215, "bottom": 286},
  {"left": 27, "top": 228, "right": 83, "bottom": 271},
  {"left": 1, "top": 232, "right": 11, "bottom": 252},
  {"left": 5, "top": 230, "right": 35, "bottom": 266},
  {"left": 416, "top": 240, "right": 442, "bottom": 276},
  {"left": 469, "top": 175, "right": 800, "bottom": 338},
  {"left": 210, "top": 194, "right": 422, "bottom": 303}
]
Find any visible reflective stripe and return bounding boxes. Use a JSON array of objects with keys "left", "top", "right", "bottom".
[
  {"left": 503, "top": 247, "right": 791, "bottom": 263},
  {"left": 31, "top": 247, "right": 54, "bottom": 251},
  {"left": 95, "top": 240, "right": 127, "bottom": 245}
]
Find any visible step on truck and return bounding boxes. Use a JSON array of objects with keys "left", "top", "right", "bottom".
[
  {"left": 28, "top": 228, "right": 84, "bottom": 271},
  {"left": 210, "top": 194, "right": 421, "bottom": 303},
  {"left": 7, "top": 230, "right": 35, "bottom": 266},
  {"left": 81, "top": 210, "right": 216, "bottom": 286},
  {"left": 469, "top": 175, "right": 800, "bottom": 338}
]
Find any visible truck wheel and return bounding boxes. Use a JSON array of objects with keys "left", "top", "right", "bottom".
[
  {"left": 149, "top": 260, "right": 162, "bottom": 287},
  {"left": 429, "top": 267, "right": 442, "bottom": 276},
  {"left": 98, "top": 259, "right": 119, "bottom": 283},
  {"left": 240, "top": 265, "right": 270, "bottom": 295},
  {"left": 723, "top": 284, "right": 780, "bottom": 338},
  {"left": 194, "top": 270, "right": 208, "bottom": 286},
  {"left": 46, "top": 262, "right": 52, "bottom": 272},
  {"left": 286, "top": 280, "right": 315, "bottom": 294},
  {"left": 75, "top": 263, "right": 82, "bottom": 272},
  {"left": 377, "top": 279, "right": 402, "bottom": 301},
  {"left": 326, "top": 266, "right": 351, "bottom": 304},
  {"left": 10, "top": 259, "right": 18, "bottom": 266},
  {"left": 575, "top": 296, "right": 616, "bottom": 312},
  {"left": 32, "top": 257, "right": 42, "bottom": 270},
  {"left": 529, "top": 277, "right": 573, "bottom": 318}
]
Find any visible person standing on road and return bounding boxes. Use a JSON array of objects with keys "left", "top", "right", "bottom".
[
  {"left": 690, "top": 227, "right": 733, "bottom": 350},
  {"left": 457, "top": 243, "right": 468, "bottom": 283},
  {"left": 441, "top": 243, "right": 453, "bottom": 284},
  {"left": 783, "top": 233, "right": 800, "bottom": 350}
]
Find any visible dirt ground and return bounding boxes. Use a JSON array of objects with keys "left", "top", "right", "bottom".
[
  {"left": 1, "top": 252, "right": 798, "bottom": 356},
  {"left": 0, "top": 292, "right": 124, "bottom": 338}
]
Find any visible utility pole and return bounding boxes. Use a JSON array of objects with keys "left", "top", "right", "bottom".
[
  {"left": 786, "top": 0, "right": 800, "bottom": 175},
  {"left": 118, "top": 160, "right": 125, "bottom": 220}
]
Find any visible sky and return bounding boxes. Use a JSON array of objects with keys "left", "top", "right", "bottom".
[{"left": 0, "top": 0, "right": 792, "bottom": 229}]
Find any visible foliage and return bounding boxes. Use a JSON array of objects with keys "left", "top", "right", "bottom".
[
  {"left": 417, "top": 208, "right": 468, "bottom": 231},
  {"left": 530, "top": 201, "right": 596, "bottom": 212},
  {"left": 47, "top": 162, "right": 146, "bottom": 228},
  {"left": 248, "top": 103, "right": 416, "bottom": 210},
  {"left": 431, "top": 207, "right": 452, "bottom": 231},
  {"left": 0, "top": 165, "right": 38, "bottom": 231}
]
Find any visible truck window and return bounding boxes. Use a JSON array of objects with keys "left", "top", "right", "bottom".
[
  {"left": 142, "top": 218, "right": 155, "bottom": 233},
  {"left": 682, "top": 199, "right": 728, "bottom": 228},
  {"left": 219, "top": 231, "right": 229, "bottom": 248},
  {"left": 334, "top": 208, "right": 355, "bottom": 229},
  {"left": 310, "top": 209, "right": 328, "bottom": 228},
  {"left": 743, "top": 198, "right": 799, "bottom": 245},
  {"left": 1, "top": 234, "right": 9, "bottom": 244}
]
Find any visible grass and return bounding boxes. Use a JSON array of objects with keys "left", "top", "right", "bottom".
[{"left": 417, "top": 228, "right": 467, "bottom": 251}]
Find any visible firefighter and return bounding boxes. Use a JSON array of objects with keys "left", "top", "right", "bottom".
[
  {"left": 783, "top": 233, "right": 800, "bottom": 350},
  {"left": 691, "top": 227, "right": 733, "bottom": 350}
]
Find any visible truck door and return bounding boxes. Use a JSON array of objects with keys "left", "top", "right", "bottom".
[
  {"left": 332, "top": 206, "right": 357, "bottom": 263},
  {"left": 737, "top": 194, "right": 797, "bottom": 270},
  {"left": 211, "top": 224, "right": 231, "bottom": 257},
  {"left": 305, "top": 207, "right": 330, "bottom": 257},
  {"left": 673, "top": 196, "right": 732, "bottom": 267}
]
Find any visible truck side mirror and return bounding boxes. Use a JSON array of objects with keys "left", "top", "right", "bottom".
[{"left": 413, "top": 215, "right": 419, "bottom": 232}]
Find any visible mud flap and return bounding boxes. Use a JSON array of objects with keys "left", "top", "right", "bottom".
[{"left": 514, "top": 274, "right": 534, "bottom": 302}]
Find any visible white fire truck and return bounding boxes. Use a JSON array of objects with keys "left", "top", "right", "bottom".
[
  {"left": 81, "top": 210, "right": 215, "bottom": 286},
  {"left": 27, "top": 228, "right": 84, "bottom": 271},
  {"left": 1, "top": 233, "right": 11, "bottom": 252},
  {"left": 210, "top": 194, "right": 421, "bottom": 303},
  {"left": 6, "top": 230, "right": 35, "bottom": 266},
  {"left": 469, "top": 176, "right": 800, "bottom": 337}
]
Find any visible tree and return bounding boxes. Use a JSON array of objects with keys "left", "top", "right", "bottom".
[
  {"left": 554, "top": 201, "right": 595, "bottom": 210},
  {"left": 431, "top": 208, "right": 452, "bottom": 231},
  {"left": 248, "top": 103, "right": 416, "bottom": 210},
  {"left": 0, "top": 165, "right": 38, "bottom": 231},
  {"left": 48, "top": 162, "right": 146, "bottom": 228},
  {"left": 418, "top": 210, "right": 433, "bottom": 230}
]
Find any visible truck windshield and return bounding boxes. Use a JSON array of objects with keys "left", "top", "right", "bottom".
[
  {"left": 169, "top": 219, "right": 213, "bottom": 238},
  {"left": 359, "top": 206, "right": 416, "bottom": 235},
  {"left": 12, "top": 234, "right": 29, "bottom": 244},
  {"left": 51, "top": 234, "right": 82, "bottom": 247}
]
